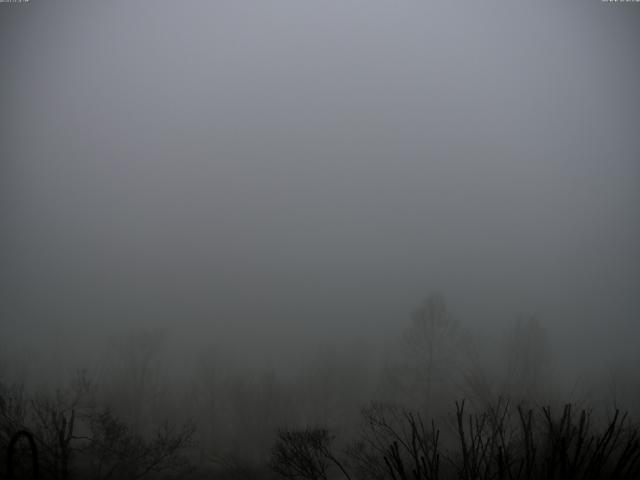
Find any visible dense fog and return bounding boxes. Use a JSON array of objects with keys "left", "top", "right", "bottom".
[{"left": 1, "top": 1, "right": 639, "bottom": 479}]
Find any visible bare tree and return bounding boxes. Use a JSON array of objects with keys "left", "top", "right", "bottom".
[
  {"left": 346, "top": 400, "right": 640, "bottom": 480},
  {"left": 1, "top": 370, "right": 195, "bottom": 480},
  {"left": 348, "top": 403, "right": 441, "bottom": 480},
  {"left": 25, "top": 372, "right": 93, "bottom": 480},
  {"left": 391, "top": 294, "right": 468, "bottom": 413},
  {"left": 84, "top": 408, "right": 195, "bottom": 480},
  {"left": 269, "top": 427, "right": 351, "bottom": 480}
]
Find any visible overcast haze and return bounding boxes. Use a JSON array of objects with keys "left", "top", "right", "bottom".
[{"left": 1, "top": 0, "right": 639, "bottom": 378}]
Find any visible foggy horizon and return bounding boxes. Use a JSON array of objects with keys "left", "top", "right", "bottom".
[{"left": 1, "top": 1, "right": 639, "bottom": 479}]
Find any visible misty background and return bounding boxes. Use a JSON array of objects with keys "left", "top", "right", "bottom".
[{"left": 1, "top": 0, "right": 639, "bottom": 401}]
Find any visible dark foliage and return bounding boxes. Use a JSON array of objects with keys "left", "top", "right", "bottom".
[
  {"left": 270, "top": 401, "right": 640, "bottom": 480},
  {"left": 0, "top": 378, "right": 195, "bottom": 480}
]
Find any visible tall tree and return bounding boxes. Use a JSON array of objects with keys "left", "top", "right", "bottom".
[{"left": 391, "top": 294, "right": 467, "bottom": 413}]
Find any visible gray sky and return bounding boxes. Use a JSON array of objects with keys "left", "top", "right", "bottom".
[{"left": 1, "top": 0, "right": 639, "bottom": 374}]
